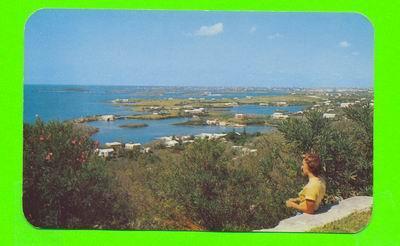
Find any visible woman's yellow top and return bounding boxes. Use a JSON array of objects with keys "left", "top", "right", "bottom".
[{"left": 298, "top": 176, "right": 326, "bottom": 210}]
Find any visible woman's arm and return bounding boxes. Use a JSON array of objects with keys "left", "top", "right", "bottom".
[
  {"left": 287, "top": 197, "right": 301, "bottom": 203},
  {"left": 286, "top": 199, "right": 316, "bottom": 214}
]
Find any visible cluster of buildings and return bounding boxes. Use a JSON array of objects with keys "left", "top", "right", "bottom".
[
  {"left": 158, "top": 136, "right": 189, "bottom": 148},
  {"left": 96, "top": 94, "right": 373, "bottom": 160},
  {"left": 206, "top": 119, "right": 228, "bottom": 126},
  {"left": 305, "top": 96, "right": 374, "bottom": 120},
  {"left": 96, "top": 141, "right": 151, "bottom": 158},
  {"left": 158, "top": 133, "right": 228, "bottom": 148},
  {"left": 206, "top": 118, "right": 245, "bottom": 127}
]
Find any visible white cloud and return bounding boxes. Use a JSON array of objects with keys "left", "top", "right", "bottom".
[
  {"left": 249, "top": 26, "right": 257, "bottom": 34},
  {"left": 268, "top": 33, "right": 283, "bottom": 39},
  {"left": 194, "top": 22, "right": 224, "bottom": 36},
  {"left": 339, "top": 41, "right": 351, "bottom": 48},
  {"left": 351, "top": 51, "right": 359, "bottom": 56}
]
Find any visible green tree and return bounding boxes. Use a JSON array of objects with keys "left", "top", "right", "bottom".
[
  {"left": 277, "top": 107, "right": 373, "bottom": 200},
  {"left": 277, "top": 110, "right": 330, "bottom": 153},
  {"left": 343, "top": 102, "right": 373, "bottom": 161}
]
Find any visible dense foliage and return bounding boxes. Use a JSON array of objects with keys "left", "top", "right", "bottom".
[
  {"left": 23, "top": 103, "right": 373, "bottom": 230},
  {"left": 23, "top": 120, "right": 134, "bottom": 228},
  {"left": 278, "top": 102, "right": 373, "bottom": 199},
  {"left": 164, "top": 137, "right": 299, "bottom": 230}
]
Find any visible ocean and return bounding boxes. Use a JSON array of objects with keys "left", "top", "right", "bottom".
[{"left": 24, "top": 84, "right": 304, "bottom": 144}]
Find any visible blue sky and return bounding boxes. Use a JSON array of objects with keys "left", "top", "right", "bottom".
[{"left": 25, "top": 10, "right": 373, "bottom": 88}]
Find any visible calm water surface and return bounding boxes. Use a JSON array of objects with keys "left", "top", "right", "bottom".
[{"left": 24, "top": 85, "right": 303, "bottom": 144}]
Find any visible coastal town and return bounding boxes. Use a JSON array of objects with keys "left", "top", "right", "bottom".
[{"left": 81, "top": 87, "right": 373, "bottom": 159}]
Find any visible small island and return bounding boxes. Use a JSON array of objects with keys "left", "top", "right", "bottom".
[{"left": 119, "top": 123, "right": 149, "bottom": 128}]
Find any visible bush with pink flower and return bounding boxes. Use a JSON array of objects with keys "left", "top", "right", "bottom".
[{"left": 23, "top": 119, "right": 134, "bottom": 228}]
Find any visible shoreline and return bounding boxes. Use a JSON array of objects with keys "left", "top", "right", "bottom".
[{"left": 27, "top": 88, "right": 373, "bottom": 147}]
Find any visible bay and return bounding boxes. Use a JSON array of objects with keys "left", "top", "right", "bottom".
[{"left": 24, "top": 84, "right": 304, "bottom": 144}]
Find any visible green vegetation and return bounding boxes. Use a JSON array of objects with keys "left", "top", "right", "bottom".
[
  {"left": 23, "top": 101, "right": 373, "bottom": 231},
  {"left": 104, "top": 134, "right": 300, "bottom": 230},
  {"left": 116, "top": 94, "right": 321, "bottom": 109},
  {"left": 310, "top": 209, "right": 371, "bottom": 233},
  {"left": 110, "top": 94, "right": 319, "bottom": 123},
  {"left": 23, "top": 120, "right": 134, "bottom": 229},
  {"left": 173, "top": 115, "right": 271, "bottom": 127},
  {"left": 278, "top": 102, "right": 373, "bottom": 200},
  {"left": 167, "top": 138, "right": 298, "bottom": 230}
]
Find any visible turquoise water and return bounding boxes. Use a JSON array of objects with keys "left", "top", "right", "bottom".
[
  {"left": 24, "top": 85, "right": 303, "bottom": 144},
  {"left": 87, "top": 118, "right": 272, "bottom": 144}
]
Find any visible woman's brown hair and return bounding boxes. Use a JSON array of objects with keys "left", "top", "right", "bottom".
[{"left": 303, "top": 153, "right": 321, "bottom": 176}]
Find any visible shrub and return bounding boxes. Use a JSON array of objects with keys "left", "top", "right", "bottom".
[
  {"left": 277, "top": 110, "right": 330, "bottom": 154},
  {"left": 163, "top": 137, "right": 300, "bottom": 231},
  {"left": 277, "top": 106, "right": 373, "bottom": 200},
  {"left": 23, "top": 119, "right": 134, "bottom": 228}
]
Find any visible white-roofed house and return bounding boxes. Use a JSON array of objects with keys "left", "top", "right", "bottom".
[
  {"left": 272, "top": 112, "right": 289, "bottom": 120},
  {"left": 100, "top": 115, "right": 115, "bottom": 121},
  {"left": 105, "top": 142, "right": 123, "bottom": 149},
  {"left": 98, "top": 148, "right": 114, "bottom": 158},
  {"left": 323, "top": 113, "right": 336, "bottom": 119},
  {"left": 184, "top": 108, "right": 205, "bottom": 115},
  {"left": 125, "top": 143, "right": 141, "bottom": 150},
  {"left": 206, "top": 119, "right": 218, "bottom": 125},
  {"left": 164, "top": 140, "right": 179, "bottom": 148}
]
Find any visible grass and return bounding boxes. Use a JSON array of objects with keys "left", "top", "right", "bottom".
[{"left": 310, "top": 209, "right": 372, "bottom": 233}]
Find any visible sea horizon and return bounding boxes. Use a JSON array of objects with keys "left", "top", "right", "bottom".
[{"left": 24, "top": 83, "right": 374, "bottom": 90}]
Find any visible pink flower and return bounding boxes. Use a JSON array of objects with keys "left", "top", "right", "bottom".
[{"left": 45, "top": 152, "right": 53, "bottom": 161}]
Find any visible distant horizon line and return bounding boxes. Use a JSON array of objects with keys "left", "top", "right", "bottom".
[{"left": 24, "top": 83, "right": 374, "bottom": 90}]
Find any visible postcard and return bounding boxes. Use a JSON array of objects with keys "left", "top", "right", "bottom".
[{"left": 23, "top": 10, "right": 373, "bottom": 232}]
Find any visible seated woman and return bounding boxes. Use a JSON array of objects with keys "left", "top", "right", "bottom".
[{"left": 286, "top": 153, "right": 326, "bottom": 214}]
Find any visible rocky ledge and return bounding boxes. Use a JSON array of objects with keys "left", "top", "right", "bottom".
[{"left": 255, "top": 196, "right": 373, "bottom": 232}]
